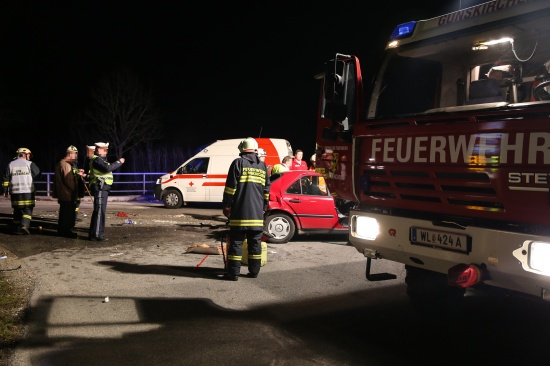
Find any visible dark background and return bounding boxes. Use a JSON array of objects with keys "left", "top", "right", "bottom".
[{"left": 0, "top": 0, "right": 485, "bottom": 171}]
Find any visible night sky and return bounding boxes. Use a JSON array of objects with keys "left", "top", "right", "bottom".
[{"left": 0, "top": 0, "right": 484, "bottom": 169}]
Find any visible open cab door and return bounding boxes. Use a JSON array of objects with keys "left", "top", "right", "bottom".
[{"left": 314, "top": 53, "right": 363, "bottom": 203}]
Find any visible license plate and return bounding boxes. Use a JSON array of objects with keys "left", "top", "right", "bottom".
[{"left": 410, "top": 227, "right": 470, "bottom": 253}]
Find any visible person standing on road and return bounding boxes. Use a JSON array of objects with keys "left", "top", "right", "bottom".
[
  {"left": 72, "top": 158, "right": 86, "bottom": 222},
  {"left": 2, "top": 147, "right": 41, "bottom": 235},
  {"left": 88, "top": 142, "right": 125, "bottom": 241},
  {"left": 54, "top": 145, "right": 85, "bottom": 238},
  {"left": 257, "top": 147, "right": 272, "bottom": 175},
  {"left": 289, "top": 149, "right": 308, "bottom": 170},
  {"left": 221, "top": 137, "right": 270, "bottom": 281},
  {"left": 74, "top": 144, "right": 96, "bottom": 221},
  {"left": 271, "top": 155, "right": 292, "bottom": 176},
  {"left": 309, "top": 153, "right": 327, "bottom": 195},
  {"left": 257, "top": 148, "right": 267, "bottom": 164},
  {"left": 84, "top": 145, "right": 95, "bottom": 176}
]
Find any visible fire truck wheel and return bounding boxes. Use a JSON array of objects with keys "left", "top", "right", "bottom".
[
  {"left": 163, "top": 189, "right": 183, "bottom": 209},
  {"left": 264, "top": 213, "right": 295, "bottom": 244},
  {"left": 405, "top": 265, "right": 465, "bottom": 312}
]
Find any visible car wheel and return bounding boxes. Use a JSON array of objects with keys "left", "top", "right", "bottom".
[
  {"left": 265, "top": 213, "right": 295, "bottom": 244},
  {"left": 162, "top": 189, "right": 183, "bottom": 209}
]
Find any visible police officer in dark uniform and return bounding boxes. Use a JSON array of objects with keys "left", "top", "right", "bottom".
[
  {"left": 88, "top": 142, "right": 125, "bottom": 241},
  {"left": 220, "top": 137, "right": 270, "bottom": 281}
]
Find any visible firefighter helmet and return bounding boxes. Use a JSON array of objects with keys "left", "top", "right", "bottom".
[
  {"left": 16, "top": 147, "right": 31, "bottom": 155},
  {"left": 257, "top": 148, "right": 267, "bottom": 157},
  {"left": 238, "top": 137, "right": 258, "bottom": 153},
  {"left": 67, "top": 145, "right": 78, "bottom": 152}
]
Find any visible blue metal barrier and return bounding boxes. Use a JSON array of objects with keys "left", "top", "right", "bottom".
[{"left": 36, "top": 172, "right": 164, "bottom": 197}]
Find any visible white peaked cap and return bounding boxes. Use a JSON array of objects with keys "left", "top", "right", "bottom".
[{"left": 94, "top": 142, "right": 109, "bottom": 148}]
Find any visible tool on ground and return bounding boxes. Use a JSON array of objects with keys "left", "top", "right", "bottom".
[
  {"left": 219, "top": 220, "right": 230, "bottom": 270},
  {"left": 220, "top": 235, "right": 227, "bottom": 270},
  {"left": 195, "top": 255, "right": 210, "bottom": 270},
  {"left": 80, "top": 176, "right": 94, "bottom": 203},
  {"left": 0, "top": 264, "right": 22, "bottom": 272}
]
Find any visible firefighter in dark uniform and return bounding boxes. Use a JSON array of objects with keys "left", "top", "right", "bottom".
[
  {"left": 2, "top": 147, "right": 41, "bottom": 235},
  {"left": 71, "top": 161, "right": 86, "bottom": 222},
  {"left": 87, "top": 142, "right": 125, "bottom": 241},
  {"left": 221, "top": 137, "right": 270, "bottom": 281},
  {"left": 76, "top": 144, "right": 96, "bottom": 217}
]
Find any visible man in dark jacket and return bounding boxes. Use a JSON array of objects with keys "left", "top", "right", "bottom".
[
  {"left": 87, "top": 142, "right": 125, "bottom": 241},
  {"left": 54, "top": 145, "right": 84, "bottom": 238},
  {"left": 2, "top": 147, "right": 41, "bottom": 235},
  {"left": 221, "top": 137, "right": 270, "bottom": 281}
]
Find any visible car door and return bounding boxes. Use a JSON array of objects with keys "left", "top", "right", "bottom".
[{"left": 282, "top": 173, "right": 339, "bottom": 229}]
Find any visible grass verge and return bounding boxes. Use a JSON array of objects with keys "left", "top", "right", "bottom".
[{"left": 0, "top": 263, "right": 31, "bottom": 366}]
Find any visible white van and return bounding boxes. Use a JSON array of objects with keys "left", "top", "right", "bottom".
[{"left": 154, "top": 138, "right": 293, "bottom": 208}]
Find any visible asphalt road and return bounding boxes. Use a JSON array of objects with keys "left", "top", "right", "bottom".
[{"left": 2, "top": 197, "right": 550, "bottom": 365}]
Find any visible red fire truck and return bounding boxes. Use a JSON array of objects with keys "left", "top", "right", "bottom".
[{"left": 315, "top": 0, "right": 550, "bottom": 305}]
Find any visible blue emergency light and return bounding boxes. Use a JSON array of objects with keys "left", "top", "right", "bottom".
[{"left": 389, "top": 21, "right": 416, "bottom": 40}]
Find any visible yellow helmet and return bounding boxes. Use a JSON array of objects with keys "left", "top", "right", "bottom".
[
  {"left": 67, "top": 145, "right": 78, "bottom": 152},
  {"left": 16, "top": 147, "right": 31, "bottom": 155},
  {"left": 238, "top": 137, "right": 258, "bottom": 153}
]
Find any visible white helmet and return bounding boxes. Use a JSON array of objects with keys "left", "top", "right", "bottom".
[
  {"left": 238, "top": 137, "right": 258, "bottom": 153},
  {"left": 257, "top": 148, "right": 267, "bottom": 157},
  {"left": 16, "top": 147, "right": 31, "bottom": 154},
  {"left": 67, "top": 145, "right": 78, "bottom": 152}
]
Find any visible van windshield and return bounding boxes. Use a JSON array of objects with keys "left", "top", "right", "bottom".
[{"left": 179, "top": 158, "right": 209, "bottom": 174}]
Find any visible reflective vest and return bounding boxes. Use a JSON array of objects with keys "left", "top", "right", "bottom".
[
  {"left": 7, "top": 158, "right": 34, "bottom": 194},
  {"left": 271, "top": 164, "right": 289, "bottom": 175},
  {"left": 89, "top": 156, "right": 114, "bottom": 185}
]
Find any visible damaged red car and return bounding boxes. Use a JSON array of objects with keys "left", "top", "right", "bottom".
[{"left": 264, "top": 170, "right": 349, "bottom": 244}]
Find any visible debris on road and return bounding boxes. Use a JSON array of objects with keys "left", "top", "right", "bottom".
[{"left": 186, "top": 243, "right": 225, "bottom": 255}]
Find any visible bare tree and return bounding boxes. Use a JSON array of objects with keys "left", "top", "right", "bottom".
[{"left": 78, "top": 67, "right": 163, "bottom": 158}]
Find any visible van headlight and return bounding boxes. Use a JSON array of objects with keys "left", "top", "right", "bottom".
[
  {"left": 513, "top": 241, "right": 550, "bottom": 276},
  {"left": 350, "top": 215, "right": 380, "bottom": 240}
]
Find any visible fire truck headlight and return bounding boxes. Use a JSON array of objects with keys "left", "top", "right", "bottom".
[
  {"left": 513, "top": 241, "right": 550, "bottom": 276},
  {"left": 530, "top": 241, "right": 550, "bottom": 273},
  {"left": 351, "top": 215, "right": 379, "bottom": 240}
]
